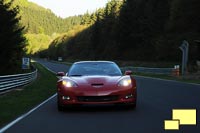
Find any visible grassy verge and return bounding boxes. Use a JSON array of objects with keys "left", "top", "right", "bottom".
[
  {"left": 134, "top": 72, "right": 200, "bottom": 84},
  {"left": 0, "top": 62, "right": 57, "bottom": 128}
]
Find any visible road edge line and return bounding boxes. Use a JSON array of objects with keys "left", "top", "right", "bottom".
[
  {"left": 0, "top": 60, "right": 59, "bottom": 133},
  {"left": 0, "top": 93, "right": 57, "bottom": 133}
]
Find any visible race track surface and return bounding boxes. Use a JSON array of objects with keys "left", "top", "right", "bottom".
[{"left": 3, "top": 60, "right": 200, "bottom": 133}]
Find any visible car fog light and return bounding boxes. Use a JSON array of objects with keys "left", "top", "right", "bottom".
[
  {"left": 62, "top": 96, "right": 70, "bottom": 100},
  {"left": 125, "top": 94, "right": 133, "bottom": 99}
]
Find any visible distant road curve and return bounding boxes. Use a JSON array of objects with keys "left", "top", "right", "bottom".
[{"left": 37, "top": 59, "right": 71, "bottom": 73}]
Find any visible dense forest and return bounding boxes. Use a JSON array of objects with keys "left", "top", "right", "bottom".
[
  {"left": 0, "top": 0, "right": 26, "bottom": 74},
  {"left": 12, "top": 0, "right": 83, "bottom": 35},
  {"left": 38, "top": 0, "right": 200, "bottom": 65},
  {"left": 0, "top": 0, "right": 199, "bottom": 74},
  {"left": 12, "top": 0, "right": 88, "bottom": 55}
]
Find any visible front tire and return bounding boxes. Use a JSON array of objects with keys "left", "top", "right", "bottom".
[
  {"left": 57, "top": 103, "right": 64, "bottom": 111},
  {"left": 57, "top": 94, "right": 64, "bottom": 111},
  {"left": 126, "top": 102, "right": 136, "bottom": 109}
]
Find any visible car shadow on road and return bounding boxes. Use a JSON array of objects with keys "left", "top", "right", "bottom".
[{"left": 59, "top": 104, "right": 137, "bottom": 113}]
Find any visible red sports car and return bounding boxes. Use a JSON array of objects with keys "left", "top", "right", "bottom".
[{"left": 57, "top": 61, "right": 137, "bottom": 111}]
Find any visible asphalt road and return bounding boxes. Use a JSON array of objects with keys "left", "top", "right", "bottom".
[{"left": 3, "top": 60, "right": 200, "bottom": 133}]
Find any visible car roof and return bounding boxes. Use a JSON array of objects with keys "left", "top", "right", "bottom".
[{"left": 73, "top": 61, "right": 115, "bottom": 65}]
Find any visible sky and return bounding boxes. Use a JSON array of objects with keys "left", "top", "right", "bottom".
[{"left": 28, "top": 0, "right": 110, "bottom": 18}]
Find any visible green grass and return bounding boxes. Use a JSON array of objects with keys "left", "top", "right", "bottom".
[
  {"left": 0, "top": 62, "right": 57, "bottom": 128},
  {"left": 133, "top": 72, "right": 200, "bottom": 84}
]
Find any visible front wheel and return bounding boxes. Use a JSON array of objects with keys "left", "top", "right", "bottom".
[
  {"left": 115, "top": 102, "right": 136, "bottom": 109},
  {"left": 126, "top": 102, "right": 136, "bottom": 109},
  {"left": 57, "top": 95, "right": 64, "bottom": 111},
  {"left": 57, "top": 103, "right": 64, "bottom": 111}
]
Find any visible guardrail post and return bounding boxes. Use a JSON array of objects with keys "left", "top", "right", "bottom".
[{"left": 179, "top": 40, "right": 189, "bottom": 75}]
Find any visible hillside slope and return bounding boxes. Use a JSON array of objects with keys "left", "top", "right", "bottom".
[{"left": 13, "top": 0, "right": 82, "bottom": 35}]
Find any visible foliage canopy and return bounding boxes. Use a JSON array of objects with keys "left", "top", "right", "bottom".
[{"left": 0, "top": 0, "right": 26, "bottom": 74}]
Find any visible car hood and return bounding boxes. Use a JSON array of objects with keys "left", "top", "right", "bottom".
[{"left": 63, "top": 75, "right": 122, "bottom": 85}]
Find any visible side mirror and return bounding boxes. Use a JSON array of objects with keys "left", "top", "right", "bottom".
[
  {"left": 125, "top": 70, "right": 132, "bottom": 75},
  {"left": 57, "top": 72, "right": 65, "bottom": 77}
]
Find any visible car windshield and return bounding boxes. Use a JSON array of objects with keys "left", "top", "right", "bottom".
[{"left": 68, "top": 62, "right": 122, "bottom": 76}]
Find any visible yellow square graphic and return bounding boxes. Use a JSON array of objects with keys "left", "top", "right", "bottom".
[
  {"left": 164, "top": 120, "right": 179, "bottom": 130},
  {"left": 172, "top": 109, "right": 196, "bottom": 125}
]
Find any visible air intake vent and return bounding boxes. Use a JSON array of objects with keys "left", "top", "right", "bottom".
[
  {"left": 91, "top": 83, "right": 104, "bottom": 86},
  {"left": 77, "top": 96, "right": 118, "bottom": 102}
]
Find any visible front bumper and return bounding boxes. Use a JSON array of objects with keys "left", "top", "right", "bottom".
[{"left": 57, "top": 87, "right": 137, "bottom": 105}]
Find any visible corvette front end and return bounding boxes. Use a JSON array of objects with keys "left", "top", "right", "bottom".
[{"left": 56, "top": 61, "right": 137, "bottom": 111}]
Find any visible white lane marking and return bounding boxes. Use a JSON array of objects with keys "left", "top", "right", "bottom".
[
  {"left": 0, "top": 61, "right": 59, "bottom": 133},
  {"left": 44, "top": 66, "right": 56, "bottom": 74},
  {"left": 135, "top": 75, "right": 200, "bottom": 86},
  {"left": 38, "top": 61, "right": 57, "bottom": 74},
  {"left": 0, "top": 94, "right": 57, "bottom": 133}
]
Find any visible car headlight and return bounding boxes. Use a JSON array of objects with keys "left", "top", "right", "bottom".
[
  {"left": 62, "top": 80, "right": 77, "bottom": 88},
  {"left": 118, "top": 77, "right": 132, "bottom": 87}
]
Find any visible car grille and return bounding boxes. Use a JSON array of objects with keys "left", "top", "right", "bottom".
[{"left": 77, "top": 95, "right": 118, "bottom": 102}]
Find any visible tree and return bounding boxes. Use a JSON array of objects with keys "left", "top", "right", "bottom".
[
  {"left": 167, "top": 0, "right": 200, "bottom": 62},
  {"left": 168, "top": 0, "right": 200, "bottom": 33},
  {"left": 0, "top": 0, "right": 26, "bottom": 74}
]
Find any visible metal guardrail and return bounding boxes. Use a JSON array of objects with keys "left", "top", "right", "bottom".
[
  {"left": 0, "top": 69, "right": 37, "bottom": 92},
  {"left": 121, "top": 66, "right": 176, "bottom": 75}
]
